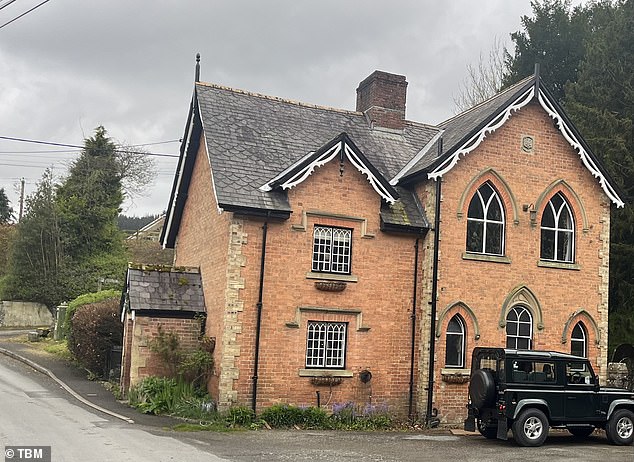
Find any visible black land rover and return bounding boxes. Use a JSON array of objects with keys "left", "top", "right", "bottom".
[{"left": 464, "top": 347, "right": 634, "bottom": 447}]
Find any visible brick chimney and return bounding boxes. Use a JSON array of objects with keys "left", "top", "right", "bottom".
[{"left": 356, "top": 70, "right": 408, "bottom": 130}]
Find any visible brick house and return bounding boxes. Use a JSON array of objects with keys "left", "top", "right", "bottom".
[{"left": 160, "top": 67, "right": 624, "bottom": 424}]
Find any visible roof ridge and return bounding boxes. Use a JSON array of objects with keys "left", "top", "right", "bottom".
[
  {"left": 196, "top": 81, "right": 361, "bottom": 116},
  {"left": 440, "top": 76, "right": 534, "bottom": 126}
]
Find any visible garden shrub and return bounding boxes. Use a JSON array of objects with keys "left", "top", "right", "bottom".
[
  {"left": 64, "top": 289, "right": 120, "bottom": 336},
  {"left": 67, "top": 297, "right": 122, "bottom": 376}
]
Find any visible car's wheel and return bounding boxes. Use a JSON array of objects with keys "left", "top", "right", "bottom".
[
  {"left": 512, "top": 408, "right": 549, "bottom": 447},
  {"left": 605, "top": 409, "right": 634, "bottom": 446},
  {"left": 567, "top": 425, "right": 594, "bottom": 438},
  {"left": 469, "top": 369, "right": 495, "bottom": 410},
  {"left": 477, "top": 419, "right": 498, "bottom": 439}
]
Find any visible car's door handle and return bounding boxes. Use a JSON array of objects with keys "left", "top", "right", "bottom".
[{"left": 567, "top": 396, "right": 576, "bottom": 400}]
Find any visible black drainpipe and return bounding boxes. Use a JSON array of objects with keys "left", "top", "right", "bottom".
[
  {"left": 408, "top": 237, "right": 420, "bottom": 420},
  {"left": 251, "top": 220, "right": 269, "bottom": 413},
  {"left": 426, "top": 140, "right": 443, "bottom": 427}
]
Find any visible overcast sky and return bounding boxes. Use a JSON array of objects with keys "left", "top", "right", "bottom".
[{"left": 0, "top": 0, "right": 572, "bottom": 218}]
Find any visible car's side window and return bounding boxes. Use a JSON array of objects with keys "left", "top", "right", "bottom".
[
  {"left": 566, "top": 361, "right": 593, "bottom": 385},
  {"left": 511, "top": 360, "right": 556, "bottom": 383}
]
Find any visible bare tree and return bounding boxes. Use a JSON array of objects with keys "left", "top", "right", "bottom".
[
  {"left": 115, "top": 144, "right": 158, "bottom": 198},
  {"left": 453, "top": 36, "right": 507, "bottom": 113}
]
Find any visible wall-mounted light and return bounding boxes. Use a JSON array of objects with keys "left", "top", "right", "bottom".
[{"left": 523, "top": 203, "right": 537, "bottom": 226}]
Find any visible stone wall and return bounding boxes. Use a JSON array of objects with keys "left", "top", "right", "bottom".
[{"left": 0, "top": 301, "right": 53, "bottom": 327}]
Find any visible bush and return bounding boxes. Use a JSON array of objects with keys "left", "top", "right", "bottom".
[
  {"left": 67, "top": 297, "right": 122, "bottom": 376},
  {"left": 148, "top": 325, "right": 214, "bottom": 389},
  {"left": 226, "top": 406, "right": 255, "bottom": 427},
  {"left": 259, "top": 404, "right": 330, "bottom": 429},
  {"left": 64, "top": 289, "right": 120, "bottom": 336},
  {"left": 129, "top": 376, "right": 219, "bottom": 420}
]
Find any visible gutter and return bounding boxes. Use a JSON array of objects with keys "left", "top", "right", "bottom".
[{"left": 251, "top": 220, "right": 269, "bottom": 413}]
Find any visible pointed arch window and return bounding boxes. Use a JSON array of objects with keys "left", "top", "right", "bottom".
[
  {"left": 571, "top": 322, "right": 587, "bottom": 358},
  {"left": 445, "top": 315, "right": 465, "bottom": 368},
  {"left": 541, "top": 192, "right": 574, "bottom": 262},
  {"left": 506, "top": 306, "right": 532, "bottom": 350},
  {"left": 466, "top": 182, "right": 505, "bottom": 255}
]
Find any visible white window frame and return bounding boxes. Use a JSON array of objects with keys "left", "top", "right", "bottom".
[
  {"left": 312, "top": 225, "right": 352, "bottom": 274},
  {"left": 506, "top": 306, "right": 533, "bottom": 350},
  {"left": 466, "top": 182, "right": 505, "bottom": 256},
  {"left": 571, "top": 322, "right": 587, "bottom": 358},
  {"left": 305, "top": 321, "right": 347, "bottom": 369},
  {"left": 445, "top": 315, "right": 465, "bottom": 368},
  {"left": 540, "top": 192, "right": 575, "bottom": 263}
]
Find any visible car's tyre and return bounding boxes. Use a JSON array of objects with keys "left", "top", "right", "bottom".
[
  {"left": 477, "top": 419, "right": 498, "bottom": 439},
  {"left": 512, "top": 408, "right": 549, "bottom": 447},
  {"left": 566, "top": 425, "right": 594, "bottom": 438},
  {"left": 605, "top": 409, "right": 634, "bottom": 446},
  {"left": 469, "top": 369, "right": 495, "bottom": 410}
]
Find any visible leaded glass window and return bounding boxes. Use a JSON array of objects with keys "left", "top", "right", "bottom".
[
  {"left": 312, "top": 226, "right": 352, "bottom": 274},
  {"left": 305, "top": 321, "right": 347, "bottom": 369}
]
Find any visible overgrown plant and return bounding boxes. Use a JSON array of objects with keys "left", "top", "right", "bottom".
[{"left": 148, "top": 324, "right": 214, "bottom": 389}]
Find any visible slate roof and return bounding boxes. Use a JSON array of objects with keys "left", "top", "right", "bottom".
[
  {"left": 195, "top": 82, "right": 439, "bottom": 212},
  {"left": 162, "top": 70, "right": 624, "bottom": 247},
  {"left": 126, "top": 267, "right": 205, "bottom": 313},
  {"left": 399, "top": 76, "right": 534, "bottom": 178}
]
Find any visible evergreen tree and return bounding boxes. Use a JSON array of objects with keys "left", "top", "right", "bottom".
[
  {"left": 0, "top": 187, "right": 13, "bottom": 224},
  {"left": 503, "top": 0, "right": 610, "bottom": 102},
  {"left": 564, "top": 0, "right": 634, "bottom": 350},
  {"left": 56, "top": 126, "right": 124, "bottom": 259},
  {"left": 1, "top": 170, "right": 66, "bottom": 307}
]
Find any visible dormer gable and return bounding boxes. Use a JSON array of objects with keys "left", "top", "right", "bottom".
[{"left": 260, "top": 133, "right": 399, "bottom": 204}]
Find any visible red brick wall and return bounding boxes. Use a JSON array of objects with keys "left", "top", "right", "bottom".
[
  {"left": 174, "top": 133, "right": 231, "bottom": 400},
  {"left": 231, "top": 159, "right": 420, "bottom": 416},
  {"left": 125, "top": 315, "right": 202, "bottom": 388},
  {"left": 431, "top": 102, "right": 610, "bottom": 423}
]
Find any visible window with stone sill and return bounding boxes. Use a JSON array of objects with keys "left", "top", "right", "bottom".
[
  {"left": 312, "top": 225, "right": 352, "bottom": 275},
  {"left": 305, "top": 321, "right": 347, "bottom": 369}
]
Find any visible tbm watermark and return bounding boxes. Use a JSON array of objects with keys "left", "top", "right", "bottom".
[{"left": 4, "top": 446, "right": 51, "bottom": 462}]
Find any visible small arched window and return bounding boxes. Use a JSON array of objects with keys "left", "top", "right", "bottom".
[
  {"left": 445, "top": 315, "right": 465, "bottom": 368},
  {"left": 506, "top": 306, "right": 532, "bottom": 350},
  {"left": 541, "top": 192, "right": 574, "bottom": 262},
  {"left": 571, "top": 322, "right": 587, "bottom": 358},
  {"left": 466, "top": 182, "right": 505, "bottom": 255}
]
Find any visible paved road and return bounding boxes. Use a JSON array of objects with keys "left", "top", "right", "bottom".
[
  {"left": 1, "top": 352, "right": 632, "bottom": 461},
  {"left": 0, "top": 354, "right": 227, "bottom": 462}
]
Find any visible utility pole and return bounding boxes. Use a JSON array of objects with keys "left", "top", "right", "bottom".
[{"left": 18, "top": 177, "right": 24, "bottom": 222}]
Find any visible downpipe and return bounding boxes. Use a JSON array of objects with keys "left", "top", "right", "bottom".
[{"left": 251, "top": 220, "right": 268, "bottom": 413}]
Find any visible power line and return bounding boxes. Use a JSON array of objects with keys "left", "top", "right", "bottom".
[
  {"left": 0, "top": 0, "right": 52, "bottom": 30},
  {"left": 0, "top": 0, "right": 19, "bottom": 12},
  {"left": 0, "top": 135, "right": 179, "bottom": 158}
]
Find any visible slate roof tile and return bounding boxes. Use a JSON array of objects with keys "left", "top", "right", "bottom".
[{"left": 127, "top": 267, "right": 205, "bottom": 313}]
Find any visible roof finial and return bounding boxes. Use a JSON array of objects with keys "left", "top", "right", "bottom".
[
  {"left": 195, "top": 53, "right": 201, "bottom": 82},
  {"left": 534, "top": 62, "right": 541, "bottom": 93}
]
